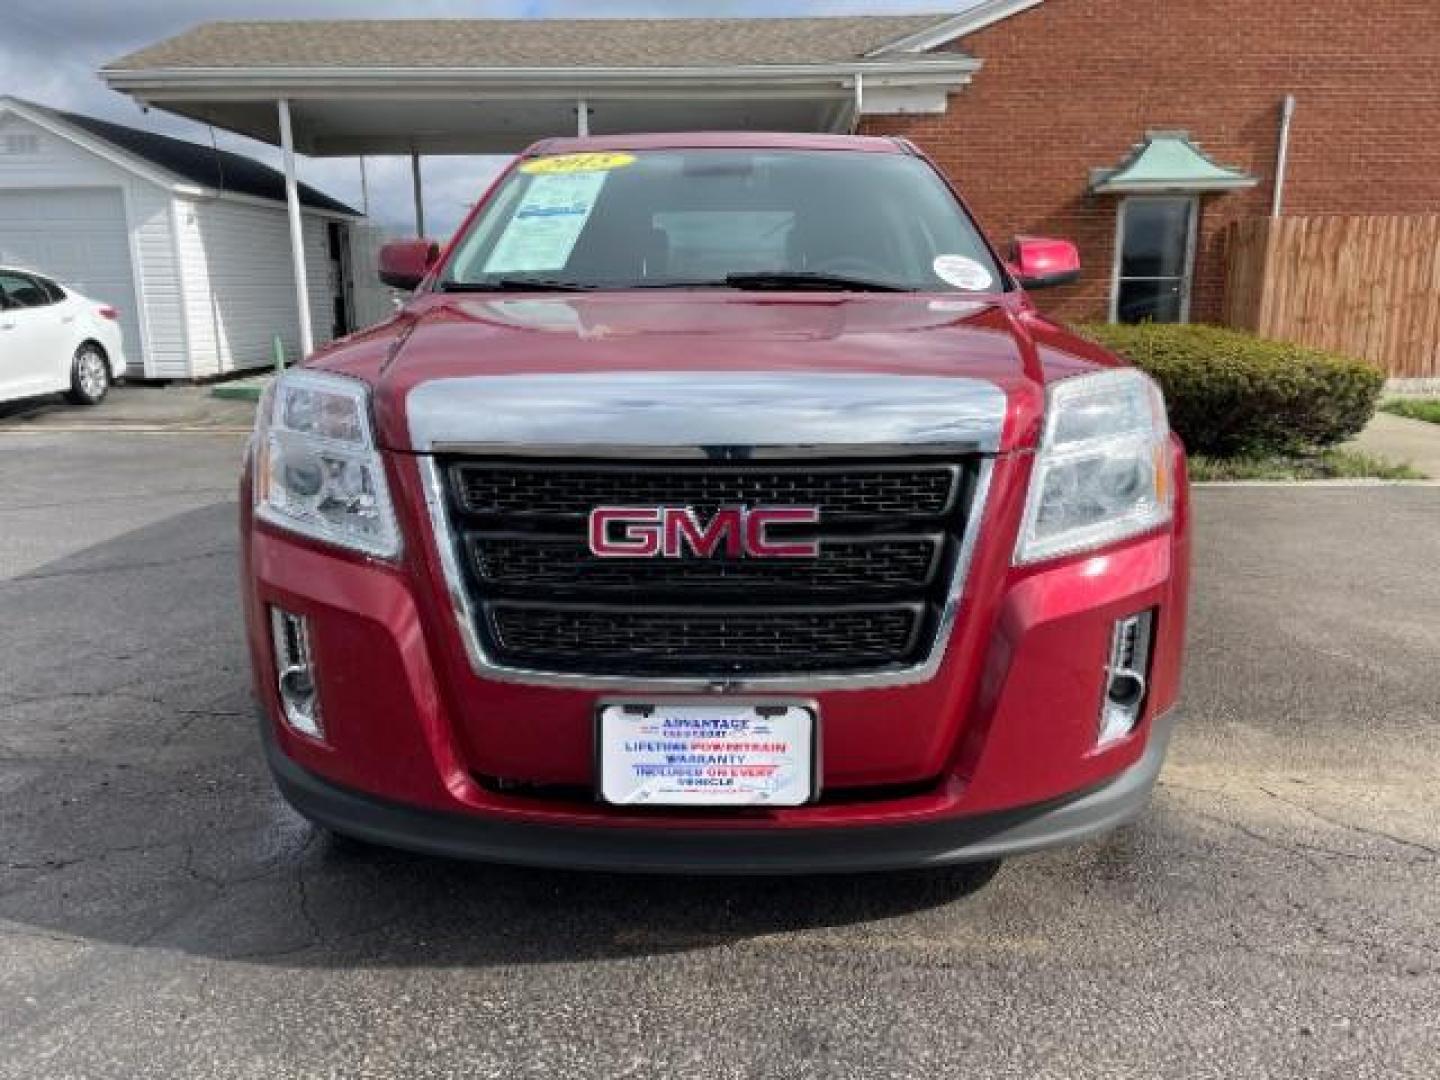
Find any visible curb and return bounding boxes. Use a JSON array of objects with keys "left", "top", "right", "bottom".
[
  {"left": 211, "top": 384, "right": 265, "bottom": 402},
  {"left": 1192, "top": 479, "right": 1440, "bottom": 488},
  {"left": 211, "top": 371, "right": 273, "bottom": 403}
]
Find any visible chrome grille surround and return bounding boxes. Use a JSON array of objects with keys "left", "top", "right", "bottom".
[{"left": 410, "top": 372, "right": 1005, "bottom": 690}]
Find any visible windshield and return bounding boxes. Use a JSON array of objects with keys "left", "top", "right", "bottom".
[{"left": 440, "top": 148, "right": 1005, "bottom": 293}]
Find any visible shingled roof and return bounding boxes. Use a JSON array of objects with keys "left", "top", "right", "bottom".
[
  {"left": 10, "top": 98, "right": 357, "bottom": 216},
  {"left": 106, "top": 15, "right": 958, "bottom": 71}
]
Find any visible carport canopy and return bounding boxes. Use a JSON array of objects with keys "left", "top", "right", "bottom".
[{"left": 100, "top": 13, "right": 990, "bottom": 354}]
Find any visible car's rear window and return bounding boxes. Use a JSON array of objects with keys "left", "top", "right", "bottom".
[{"left": 441, "top": 148, "right": 1003, "bottom": 293}]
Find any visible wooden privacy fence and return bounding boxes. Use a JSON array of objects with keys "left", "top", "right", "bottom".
[{"left": 1223, "top": 214, "right": 1440, "bottom": 379}]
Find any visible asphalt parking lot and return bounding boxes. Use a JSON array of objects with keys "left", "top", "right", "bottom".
[{"left": 1, "top": 430, "right": 1437, "bottom": 1079}]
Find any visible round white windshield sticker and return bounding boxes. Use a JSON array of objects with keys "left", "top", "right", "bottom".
[{"left": 933, "top": 254, "right": 994, "bottom": 292}]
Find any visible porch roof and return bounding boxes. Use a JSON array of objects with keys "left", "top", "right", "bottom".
[
  {"left": 99, "top": 16, "right": 982, "bottom": 156},
  {"left": 104, "top": 16, "right": 954, "bottom": 71}
]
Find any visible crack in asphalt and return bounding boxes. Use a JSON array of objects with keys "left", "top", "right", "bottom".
[
  {"left": 1162, "top": 780, "right": 1438, "bottom": 865},
  {"left": 1172, "top": 805, "right": 1440, "bottom": 969},
  {"left": 1181, "top": 804, "right": 1387, "bottom": 876},
  {"left": 293, "top": 867, "right": 322, "bottom": 945},
  {"left": 0, "top": 690, "right": 167, "bottom": 714},
  {"left": 1, "top": 816, "right": 273, "bottom": 883},
  {"left": 215, "top": 835, "right": 348, "bottom": 963},
  {"left": 158, "top": 712, "right": 204, "bottom": 751},
  {"left": 0, "top": 667, "right": 246, "bottom": 718},
  {"left": 2, "top": 839, "right": 167, "bottom": 874},
  {"left": 1254, "top": 784, "right": 1440, "bottom": 861}
]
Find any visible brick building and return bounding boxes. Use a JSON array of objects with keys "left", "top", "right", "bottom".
[{"left": 865, "top": 0, "right": 1440, "bottom": 325}]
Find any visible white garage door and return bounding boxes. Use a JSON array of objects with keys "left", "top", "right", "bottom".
[{"left": 0, "top": 187, "right": 142, "bottom": 373}]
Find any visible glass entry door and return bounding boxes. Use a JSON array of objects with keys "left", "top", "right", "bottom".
[{"left": 1111, "top": 196, "right": 1197, "bottom": 324}]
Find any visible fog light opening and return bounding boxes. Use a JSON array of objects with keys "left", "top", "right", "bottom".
[
  {"left": 1099, "top": 611, "right": 1153, "bottom": 745},
  {"left": 270, "top": 607, "right": 323, "bottom": 739}
]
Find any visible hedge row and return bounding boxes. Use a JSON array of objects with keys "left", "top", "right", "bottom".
[{"left": 1080, "top": 323, "right": 1384, "bottom": 457}]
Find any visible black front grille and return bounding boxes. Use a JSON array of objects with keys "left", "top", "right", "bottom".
[
  {"left": 451, "top": 462, "right": 958, "bottom": 522},
  {"left": 441, "top": 456, "right": 979, "bottom": 678},
  {"left": 469, "top": 534, "right": 943, "bottom": 596}
]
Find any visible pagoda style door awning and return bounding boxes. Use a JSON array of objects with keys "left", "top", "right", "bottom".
[{"left": 1090, "top": 130, "right": 1258, "bottom": 195}]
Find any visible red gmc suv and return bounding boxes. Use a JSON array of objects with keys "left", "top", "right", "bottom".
[{"left": 241, "top": 132, "right": 1189, "bottom": 873}]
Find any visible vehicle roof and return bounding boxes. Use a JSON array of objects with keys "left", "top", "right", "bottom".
[{"left": 523, "top": 131, "right": 913, "bottom": 157}]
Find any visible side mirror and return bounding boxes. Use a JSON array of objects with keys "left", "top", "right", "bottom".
[
  {"left": 1010, "top": 237, "right": 1081, "bottom": 290},
  {"left": 378, "top": 239, "right": 440, "bottom": 291}
]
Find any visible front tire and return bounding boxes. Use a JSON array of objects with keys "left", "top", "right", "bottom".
[{"left": 68, "top": 343, "right": 111, "bottom": 407}]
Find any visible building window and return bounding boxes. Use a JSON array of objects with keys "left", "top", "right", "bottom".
[{"left": 1111, "top": 196, "right": 1197, "bottom": 324}]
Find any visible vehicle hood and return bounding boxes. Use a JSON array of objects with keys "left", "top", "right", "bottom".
[{"left": 315, "top": 293, "right": 1117, "bottom": 454}]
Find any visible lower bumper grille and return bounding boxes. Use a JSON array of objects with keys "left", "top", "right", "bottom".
[
  {"left": 492, "top": 604, "right": 922, "bottom": 675},
  {"left": 438, "top": 455, "right": 982, "bottom": 680}
]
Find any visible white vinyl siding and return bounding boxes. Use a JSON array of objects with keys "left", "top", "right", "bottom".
[
  {"left": 165, "top": 195, "right": 351, "bottom": 376},
  {"left": 305, "top": 215, "right": 337, "bottom": 351},
  {"left": 129, "top": 184, "right": 187, "bottom": 376},
  {"left": 174, "top": 197, "right": 341, "bottom": 376}
]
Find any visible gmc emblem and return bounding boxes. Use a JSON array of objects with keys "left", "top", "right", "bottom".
[{"left": 588, "top": 506, "right": 821, "bottom": 559}]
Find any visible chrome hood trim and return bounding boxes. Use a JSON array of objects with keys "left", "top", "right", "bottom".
[{"left": 406, "top": 372, "right": 1007, "bottom": 456}]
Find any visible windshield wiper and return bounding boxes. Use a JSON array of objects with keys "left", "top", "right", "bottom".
[
  {"left": 438, "top": 273, "right": 915, "bottom": 293},
  {"left": 722, "top": 271, "right": 914, "bottom": 293},
  {"left": 438, "top": 277, "right": 597, "bottom": 293}
]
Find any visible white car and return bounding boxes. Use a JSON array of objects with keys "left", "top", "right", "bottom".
[{"left": 0, "top": 266, "right": 126, "bottom": 407}]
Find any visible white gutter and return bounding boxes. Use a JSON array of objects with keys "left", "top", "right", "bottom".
[
  {"left": 172, "top": 182, "right": 357, "bottom": 218},
  {"left": 1271, "top": 94, "right": 1296, "bottom": 219},
  {"left": 101, "top": 58, "right": 981, "bottom": 96}
]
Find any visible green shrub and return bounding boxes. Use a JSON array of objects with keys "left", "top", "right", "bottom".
[{"left": 1079, "top": 323, "right": 1384, "bottom": 457}]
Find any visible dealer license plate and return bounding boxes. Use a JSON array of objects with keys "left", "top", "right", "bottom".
[{"left": 598, "top": 703, "right": 815, "bottom": 807}]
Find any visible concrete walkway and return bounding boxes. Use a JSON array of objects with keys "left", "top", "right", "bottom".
[{"left": 1347, "top": 410, "right": 1440, "bottom": 478}]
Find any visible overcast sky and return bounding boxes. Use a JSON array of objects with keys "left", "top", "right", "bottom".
[{"left": 5, "top": 0, "right": 969, "bottom": 238}]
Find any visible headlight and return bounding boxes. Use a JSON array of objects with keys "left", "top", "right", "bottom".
[
  {"left": 253, "top": 369, "right": 401, "bottom": 559},
  {"left": 1014, "top": 368, "right": 1173, "bottom": 565}
]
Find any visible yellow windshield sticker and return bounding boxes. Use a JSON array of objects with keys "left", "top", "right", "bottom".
[{"left": 520, "top": 152, "right": 636, "bottom": 175}]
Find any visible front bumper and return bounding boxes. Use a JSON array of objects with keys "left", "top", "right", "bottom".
[
  {"left": 243, "top": 439, "right": 1190, "bottom": 873},
  {"left": 264, "top": 706, "right": 1175, "bottom": 874}
]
